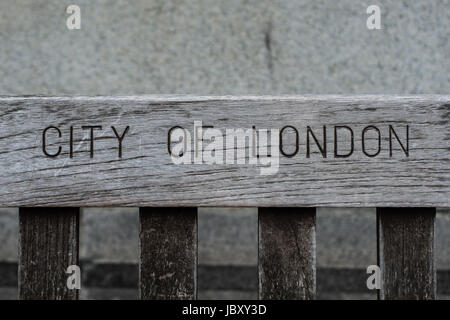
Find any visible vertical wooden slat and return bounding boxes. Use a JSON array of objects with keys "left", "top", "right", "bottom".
[
  {"left": 377, "top": 207, "right": 436, "bottom": 300},
  {"left": 258, "top": 207, "right": 316, "bottom": 300},
  {"left": 139, "top": 207, "right": 197, "bottom": 300},
  {"left": 19, "top": 207, "right": 80, "bottom": 300}
]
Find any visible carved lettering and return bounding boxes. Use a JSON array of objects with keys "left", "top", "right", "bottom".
[
  {"left": 307, "top": 126, "right": 327, "bottom": 158},
  {"left": 362, "top": 125, "right": 381, "bottom": 157},
  {"left": 389, "top": 125, "right": 409, "bottom": 157},
  {"left": 82, "top": 125, "right": 102, "bottom": 158},
  {"left": 42, "top": 126, "right": 62, "bottom": 157},
  {"left": 279, "top": 126, "right": 299, "bottom": 158},
  {"left": 334, "top": 126, "right": 354, "bottom": 158},
  {"left": 111, "top": 126, "right": 130, "bottom": 158},
  {"left": 42, "top": 125, "right": 129, "bottom": 159}
]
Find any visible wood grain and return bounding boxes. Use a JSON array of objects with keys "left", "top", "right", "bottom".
[
  {"left": 258, "top": 207, "right": 316, "bottom": 299},
  {"left": 19, "top": 207, "right": 79, "bottom": 300},
  {"left": 0, "top": 95, "right": 448, "bottom": 207},
  {"left": 139, "top": 207, "right": 197, "bottom": 299},
  {"left": 377, "top": 208, "right": 436, "bottom": 300}
]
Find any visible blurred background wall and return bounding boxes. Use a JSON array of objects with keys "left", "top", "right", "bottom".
[{"left": 0, "top": 0, "right": 449, "bottom": 299}]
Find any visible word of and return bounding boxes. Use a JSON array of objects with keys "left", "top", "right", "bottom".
[{"left": 42, "top": 125, "right": 130, "bottom": 158}]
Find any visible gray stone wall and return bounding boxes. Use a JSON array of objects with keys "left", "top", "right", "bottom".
[{"left": 0, "top": 0, "right": 449, "bottom": 299}]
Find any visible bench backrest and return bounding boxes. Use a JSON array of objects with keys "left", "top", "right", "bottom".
[
  {"left": 0, "top": 95, "right": 448, "bottom": 207},
  {"left": 1, "top": 95, "right": 448, "bottom": 300}
]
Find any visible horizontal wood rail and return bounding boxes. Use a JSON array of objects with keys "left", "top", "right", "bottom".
[
  {"left": 0, "top": 95, "right": 448, "bottom": 207},
  {"left": 0, "top": 95, "right": 447, "bottom": 300}
]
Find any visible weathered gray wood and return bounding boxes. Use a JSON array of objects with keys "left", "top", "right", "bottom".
[
  {"left": 139, "top": 207, "right": 197, "bottom": 299},
  {"left": 0, "top": 95, "right": 448, "bottom": 207},
  {"left": 19, "top": 207, "right": 79, "bottom": 300},
  {"left": 377, "top": 208, "right": 436, "bottom": 300},
  {"left": 258, "top": 207, "right": 316, "bottom": 299}
]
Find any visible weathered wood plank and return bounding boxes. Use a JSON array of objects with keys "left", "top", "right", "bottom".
[
  {"left": 139, "top": 207, "right": 197, "bottom": 299},
  {"left": 377, "top": 208, "right": 436, "bottom": 300},
  {"left": 258, "top": 207, "right": 316, "bottom": 299},
  {"left": 0, "top": 95, "right": 448, "bottom": 207},
  {"left": 19, "top": 207, "right": 80, "bottom": 300}
]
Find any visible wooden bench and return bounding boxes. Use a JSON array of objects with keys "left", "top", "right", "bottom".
[{"left": 1, "top": 95, "right": 448, "bottom": 299}]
